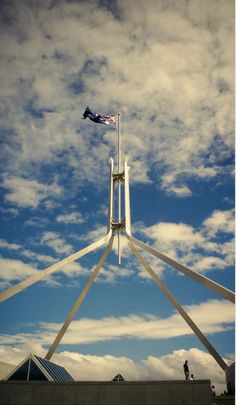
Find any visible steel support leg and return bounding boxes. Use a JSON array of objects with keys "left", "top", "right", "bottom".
[
  {"left": 128, "top": 239, "right": 228, "bottom": 371},
  {"left": 125, "top": 233, "right": 235, "bottom": 303},
  {"left": 0, "top": 232, "right": 112, "bottom": 303},
  {"left": 107, "top": 158, "right": 114, "bottom": 233},
  {"left": 124, "top": 159, "right": 131, "bottom": 235},
  {"left": 45, "top": 235, "right": 114, "bottom": 360}
]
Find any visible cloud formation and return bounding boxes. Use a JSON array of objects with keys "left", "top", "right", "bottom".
[
  {"left": 0, "top": 0, "right": 234, "bottom": 197},
  {"left": 0, "top": 205, "right": 234, "bottom": 290},
  {"left": 0, "top": 297, "right": 233, "bottom": 393},
  {"left": 203, "top": 209, "right": 235, "bottom": 236},
  {"left": 0, "top": 3, "right": 233, "bottom": 398},
  {"left": 3, "top": 177, "right": 62, "bottom": 208},
  {"left": 56, "top": 211, "right": 85, "bottom": 224},
  {"left": 40, "top": 231, "right": 73, "bottom": 255},
  {"left": 0, "top": 342, "right": 231, "bottom": 395},
  {"left": 137, "top": 208, "right": 234, "bottom": 274},
  {"left": 0, "top": 299, "right": 233, "bottom": 347}
]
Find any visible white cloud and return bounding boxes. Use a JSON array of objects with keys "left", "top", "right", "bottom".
[
  {"left": 3, "top": 177, "right": 62, "bottom": 208},
  {"left": 0, "top": 345, "right": 231, "bottom": 395},
  {"left": 51, "top": 299, "right": 234, "bottom": 343},
  {"left": 218, "top": 239, "right": 235, "bottom": 266},
  {"left": 21, "top": 249, "right": 55, "bottom": 265},
  {"left": 136, "top": 209, "right": 234, "bottom": 275},
  {"left": 192, "top": 166, "right": 218, "bottom": 178},
  {"left": 0, "top": 299, "right": 233, "bottom": 346},
  {"left": 0, "top": 0, "right": 233, "bottom": 194},
  {"left": 60, "top": 261, "right": 90, "bottom": 279},
  {"left": 0, "top": 256, "right": 62, "bottom": 290},
  {"left": 56, "top": 211, "right": 86, "bottom": 224},
  {"left": 80, "top": 226, "right": 108, "bottom": 243},
  {"left": 0, "top": 297, "right": 233, "bottom": 391},
  {"left": 0, "top": 207, "right": 19, "bottom": 217},
  {"left": 0, "top": 237, "right": 58, "bottom": 268},
  {"left": 167, "top": 185, "right": 192, "bottom": 197},
  {"left": 140, "top": 222, "right": 204, "bottom": 247},
  {"left": 203, "top": 209, "right": 235, "bottom": 236},
  {"left": 97, "top": 263, "right": 135, "bottom": 284},
  {"left": 0, "top": 246, "right": 94, "bottom": 290},
  {"left": 192, "top": 256, "right": 228, "bottom": 272},
  {"left": 0, "top": 2, "right": 233, "bottom": 398},
  {"left": 0, "top": 257, "right": 37, "bottom": 289},
  {"left": 0, "top": 240, "right": 21, "bottom": 251},
  {"left": 40, "top": 231, "right": 73, "bottom": 255},
  {"left": 140, "top": 347, "right": 229, "bottom": 394}
]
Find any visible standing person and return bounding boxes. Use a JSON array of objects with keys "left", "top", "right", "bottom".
[
  {"left": 190, "top": 374, "right": 194, "bottom": 381},
  {"left": 183, "top": 360, "right": 190, "bottom": 380}
]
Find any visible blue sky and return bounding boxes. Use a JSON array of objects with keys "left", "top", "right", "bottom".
[{"left": 0, "top": 0, "right": 234, "bottom": 394}]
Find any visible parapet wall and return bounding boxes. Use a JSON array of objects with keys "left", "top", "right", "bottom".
[{"left": 0, "top": 380, "right": 213, "bottom": 405}]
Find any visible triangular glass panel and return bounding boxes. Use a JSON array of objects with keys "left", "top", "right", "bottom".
[
  {"left": 8, "top": 360, "right": 30, "bottom": 381},
  {"left": 112, "top": 373, "right": 125, "bottom": 382}
]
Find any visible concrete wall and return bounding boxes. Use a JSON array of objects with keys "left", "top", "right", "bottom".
[{"left": 0, "top": 380, "right": 213, "bottom": 405}]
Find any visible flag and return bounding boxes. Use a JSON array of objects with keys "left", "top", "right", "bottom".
[{"left": 82, "top": 107, "right": 117, "bottom": 128}]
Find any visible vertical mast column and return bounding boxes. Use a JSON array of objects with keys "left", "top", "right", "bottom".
[
  {"left": 124, "top": 159, "right": 131, "bottom": 235},
  {"left": 117, "top": 113, "right": 122, "bottom": 264},
  {"left": 107, "top": 158, "right": 114, "bottom": 233}
]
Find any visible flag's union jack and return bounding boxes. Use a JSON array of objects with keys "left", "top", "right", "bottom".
[{"left": 82, "top": 107, "right": 117, "bottom": 128}]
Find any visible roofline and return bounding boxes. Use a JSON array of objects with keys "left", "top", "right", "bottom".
[
  {"left": 31, "top": 354, "right": 53, "bottom": 381},
  {"left": 3, "top": 353, "right": 32, "bottom": 381},
  {"left": 3, "top": 353, "right": 53, "bottom": 382}
]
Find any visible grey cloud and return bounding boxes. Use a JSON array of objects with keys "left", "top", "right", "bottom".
[
  {"left": 0, "top": 0, "right": 234, "bottom": 196},
  {"left": 2, "top": 177, "right": 62, "bottom": 208}
]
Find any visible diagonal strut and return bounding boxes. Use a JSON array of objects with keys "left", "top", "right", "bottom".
[
  {"left": 127, "top": 239, "right": 229, "bottom": 371},
  {"left": 0, "top": 231, "right": 112, "bottom": 303},
  {"left": 45, "top": 234, "right": 114, "bottom": 360},
  {"left": 125, "top": 233, "right": 235, "bottom": 303}
]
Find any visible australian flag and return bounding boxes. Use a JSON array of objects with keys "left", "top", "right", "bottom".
[{"left": 82, "top": 107, "right": 117, "bottom": 128}]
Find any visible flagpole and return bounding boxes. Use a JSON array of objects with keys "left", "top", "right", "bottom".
[{"left": 117, "top": 113, "right": 121, "bottom": 264}]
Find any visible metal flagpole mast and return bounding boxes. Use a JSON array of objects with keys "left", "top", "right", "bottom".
[
  {"left": 117, "top": 113, "right": 122, "bottom": 264},
  {"left": 1, "top": 107, "right": 234, "bottom": 369}
]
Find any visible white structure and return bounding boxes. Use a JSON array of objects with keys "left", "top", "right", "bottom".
[{"left": 0, "top": 119, "right": 234, "bottom": 372}]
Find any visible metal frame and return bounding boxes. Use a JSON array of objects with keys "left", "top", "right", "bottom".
[
  {"left": 125, "top": 233, "right": 235, "bottom": 304},
  {"left": 0, "top": 158, "right": 115, "bottom": 305},
  {"left": 1, "top": 154, "right": 234, "bottom": 369},
  {"left": 0, "top": 233, "right": 111, "bottom": 303},
  {"left": 45, "top": 235, "right": 115, "bottom": 360},
  {"left": 128, "top": 239, "right": 228, "bottom": 371}
]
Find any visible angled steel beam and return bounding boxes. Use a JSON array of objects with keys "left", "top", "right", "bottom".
[
  {"left": 45, "top": 235, "right": 115, "bottom": 360},
  {"left": 125, "top": 233, "right": 235, "bottom": 303},
  {"left": 107, "top": 158, "right": 114, "bottom": 233},
  {"left": 128, "top": 239, "right": 229, "bottom": 371},
  {"left": 0, "top": 158, "right": 115, "bottom": 305},
  {"left": 124, "top": 159, "right": 131, "bottom": 235},
  {"left": 0, "top": 231, "right": 112, "bottom": 303},
  {"left": 117, "top": 114, "right": 122, "bottom": 264}
]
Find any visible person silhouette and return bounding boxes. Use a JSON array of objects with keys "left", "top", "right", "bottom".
[{"left": 183, "top": 360, "right": 190, "bottom": 380}]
